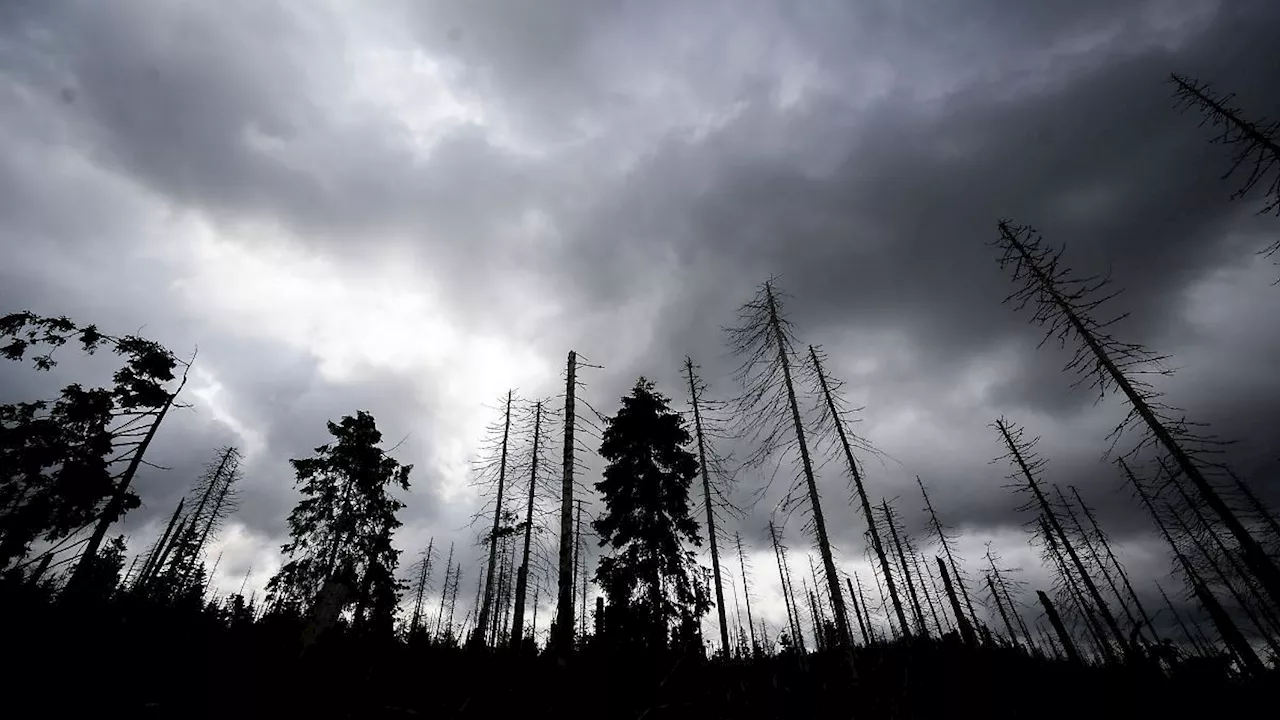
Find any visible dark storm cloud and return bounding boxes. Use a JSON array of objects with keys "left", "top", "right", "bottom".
[{"left": 2, "top": 0, "right": 1278, "bottom": 612}]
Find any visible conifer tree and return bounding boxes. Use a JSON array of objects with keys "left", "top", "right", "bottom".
[
  {"left": 266, "top": 411, "right": 411, "bottom": 635},
  {"left": 593, "top": 378, "right": 710, "bottom": 652}
]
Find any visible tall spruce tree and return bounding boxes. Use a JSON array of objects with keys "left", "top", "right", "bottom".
[
  {"left": 266, "top": 411, "right": 412, "bottom": 634},
  {"left": 592, "top": 378, "right": 710, "bottom": 652}
]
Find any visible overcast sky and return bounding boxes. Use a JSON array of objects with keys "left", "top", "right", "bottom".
[{"left": 2, "top": 0, "right": 1279, "bottom": 647}]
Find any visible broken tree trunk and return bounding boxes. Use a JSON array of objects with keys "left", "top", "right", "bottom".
[
  {"left": 938, "top": 558, "right": 977, "bottom": 646},
  {"left": 883, "top": 499, "right": 928, "bottom": 637}
]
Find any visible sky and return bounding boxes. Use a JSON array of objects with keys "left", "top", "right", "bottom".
[{"left": 2, "top": 0, "right": 1279, "bottom": 648}]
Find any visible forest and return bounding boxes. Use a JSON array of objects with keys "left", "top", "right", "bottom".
[{"left": 1, "top": 75, "right": 1278, "bottom": 718}]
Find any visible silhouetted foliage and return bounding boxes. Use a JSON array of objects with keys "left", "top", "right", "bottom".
[
  {"left": 593, "top": 377, "right": 710, "bottom": 654},
  {"left": 266, "top": 411, "right": 411, "bottom": 635}
]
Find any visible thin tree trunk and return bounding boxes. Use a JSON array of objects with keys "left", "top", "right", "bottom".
[
  {"left": 883, "top": 499, "right": 928, "bottom": 637},
  {"left": 1124, "top": 458, "right": 1262, "bottom": 669},
  {"left": 735, "top": 532, "right": 758, "bottom": 656},
  {"left": 1156, "top": 580, "right": 1208, "bottom": 658},
  {"left": 1054, "top": 485, "right": 1142, "bottom": 635},
  {"left": 911, "top": 550, "right": 944, "bottom": 637},
  {"left": 686, "top": 357, "right": 730, "bottom": 655},
  {"left": 1038, "top": 590, "right": 1082, "bottom": 664},
  {"left": 996, "top": 419, "right": 1131, "bottom": 657},
  {"left": 136, "top": 497, "right": 184, "bottom": 588},
  {"left": 847, "top": 576, "right": 870, "bottom": 645},
  {"left": 435, "top": 544, "right": 454, "bottom": 642},
  {"left": 937, "top": 558, "right": 977, "bottom": 646},
  {"left": 1041, "top": 515, "right": 1116, "bottom": 665},
  {"left": 73, "top": 383, "right": 183, "bottom": 586},
  {"left": 511, "top": 401, "right": 542, "bottom": 649},
  {"left": 769, "top": 521, "right": 803, "bottom": 653},
  {"left": 811, "top": 345, "right": 904, "bottom": 638},
  {"left": 761, "top": 291, "right": 850, "bottom": 647},
  {"left": 1000, "top": 223, "right": 1280, "bottom": 610},
  {"left": 1070, "top": 485, "right": 1160, "bottom": 642},
  {"left": 474, "top": 391, "right": 513, "bottom": 647},
  {"left": 987, "top": 573, "right": 1021, "bottom": 650},
  {"left": 555, "top": 352, "right": 577, "bottom": 654}
]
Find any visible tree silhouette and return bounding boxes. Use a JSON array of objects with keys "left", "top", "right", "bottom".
[
  {"left": 266, "top": 411, "right": 411, "bottom": 635},
  {"left": 592, "top": 378, "right": 709, "bottom": 652},
  {"left": 0, "top": 311, "right": 186, "bottom": 577}
]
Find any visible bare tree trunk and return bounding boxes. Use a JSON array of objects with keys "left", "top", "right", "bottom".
[
  {"left": 435, "top": 543, "right": 454, "bottom": 643},
  {"left": 474, "top": 391, "right": 513, "bottom": 647},
  {"left": 555, "top": 352, "right": 577, "bottom": 655},
  {"left": 996, "top": 419, "right": 1131, "bottom": 657},
  {"left": 998, "top": 222, "right": 1280, "bottom": 609},
  {"left": 735, "top": 532, "right": 759, "bottom": 656},
  {"left": 1038, "top": 590, "right": 1083, "bottom": 665},
  {"left": 511, "top": 401, "right": 542, "bottom": 649},
  {"left": 987, "top": 573, "right": 1022, "bottom": 650},
  {"left": 1071, "top": 485, "right": 1161, "bottom": 643},
  {"left": 847, "top": 576, "right": 870, "bottom": 645},
  {"left": 937, "top": 558, "right": 978, "bottom": 646},
  {"left": 882, "top": 499, "right": 928, "bottom": 637},
  {"left": 917, "top": 475, "right": 979, "bottom": 635},
  {"left": 1124, "top": 458, "right": 1262, "bottom": 669},
  {"left": 73, "top": 382, "right": 183, "bottom": 587},
  {"left": 1040, "top": 515, "right": 1116, "bottom": 665},
  {"left": 1156, "top": 580, "right": 1209, "bottom": 658},
  {"left": 1053, "top": 485, "right": 1142, "bottom": 637},
  {"left": 136, "top": 497, "right": 184, "bottom": 589},
  {"left": 758, "top": 290, "right": 850, "bottom": 647},
  {"left": 911, "top": 550, "right": 944, "bottom": 637},
  {"left": 769, "top": 521, "right": 804, "bottom": 653},
  {"left": 685, "top": 357, "right": 730, "bottom": 655},
  {"left": 810, "top": 345, "right": 903, "bottom": 640}
]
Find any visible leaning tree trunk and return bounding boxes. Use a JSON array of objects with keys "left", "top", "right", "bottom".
[
  {"left": 735, "top": 532, "right": 759, "bottom": 656},
  {"left": 685, "top": 357, "right": 730, "bottom": 655},
  {"left": 511, "top": 401, "right": 543, "bottom": 650},
  {"left": 72, "top": 384, "right": 183, "bottom": 588},
  {"left": 1038, "top": 590, "right": 1083, "bottom": 665},
  {"left": 1054, "top": 485, "right": 1143, "bottom": 637},
  {"left": 996, "top": 419, "right": 1131, "bottom": 658},
  {"left": 812, "top": 345, "right": 908, "bottom": 638},
  {"left": 761, "top": 291, "right": 851, "bottom": 646},
  {"left": 917, "top": 476, "right": 980, "bottom": 639},
  {"left": 882, "top": 499, "right": 928, "bottom": 637},
  {"left": 555, "top": 352, "right": 577, "bottom": 655},
  {"left": 938, "top": 558, "right": 978, "bottom": 646},
  {"left": 769, "top": 521, "right": 803, "bottom": 653},
  {"left": 997, "top": 222, "right": 1280, "bottom": 610},
  {"left": 474, "top": 391, "right": 514, "bottom": 647},
  {"left": 1071, "top": 485, "right": 1160, "bottom": 642},
  {"left": 847, "top": 576, "right": 871, "bottom": 645}
]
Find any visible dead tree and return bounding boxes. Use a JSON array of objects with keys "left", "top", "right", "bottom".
[
  {"left": 1123, "top": 458, "right": 1264, "bottom": 672},
  {"left": 734, "top": 532, "right": 759, "bottom": 656},
  {"left": 134, "top": 498, "right": 185, "bottom": 590},
  {"left": 1170, "top": 73, "right": 1280, "bottom": 227},
  {"left": 993, "top": 221, "right": 1280, "bottom": 609},
  {"left": 554, "top": 351, "right": 578, "bottom": 653},
  {"left": 995, "top": 418, "right": 1131, "bottom": 657},
  {"left": 937, "top": 558, "right": 978, "bottom": 646},
  {"left": 917, "top": 475, "right": 979, "bottom": 637},
  {"left": 471, "top": 391, "right": 516, "bottom": 647},
  {"left": 807, "top": 344, "right": 905, "bottom": 639},
  {"left": 511, "top": 400, "right": 550, "bottom": 649},
  {"left": 409, "top": 538, "right": 435, "bottom": 633},
  {"left": 769, "top": 520, "right": 804, "bottom": 653},
  {"left": 726, "top": 282, "right": 850, "bottom": 646},
  {"left": 72, "top": 370, "right": 190, "bottom": 587},
  {"left": 1037, "top": 590, "right": 1083, "bottom": 665},
  {"left": 910, "top": 548, "right": 944, "bottom": 636},
  {"left": 984, "top": 546, "right": 1033, "bottom": 652},
  {"left": 846, "top": 575, "right": 871, "bottom": 645},
  {"left": 1069, "top": 485, "right": 1160, "bottom": 641},
  {"left": 1156, "top": 580, "right": 1210, "bottom": 657},
  {"left": 1053, "top": 484, "right": 1143, "bottom": 637},
  {"left": 986, "top": 573, "right": 1021, "bottom": 651},
  {"left": 1039, "top": 514, "right": 1115, "bottom": 665},
  {"left": 880, "top": 499, "right": 928, "bottom": 637},
  {"left": 434, "top": 542, "right": 455, "bottom": 642},
  {"left": 684, "top": 356, "right": 730, "bottom": 654}
]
